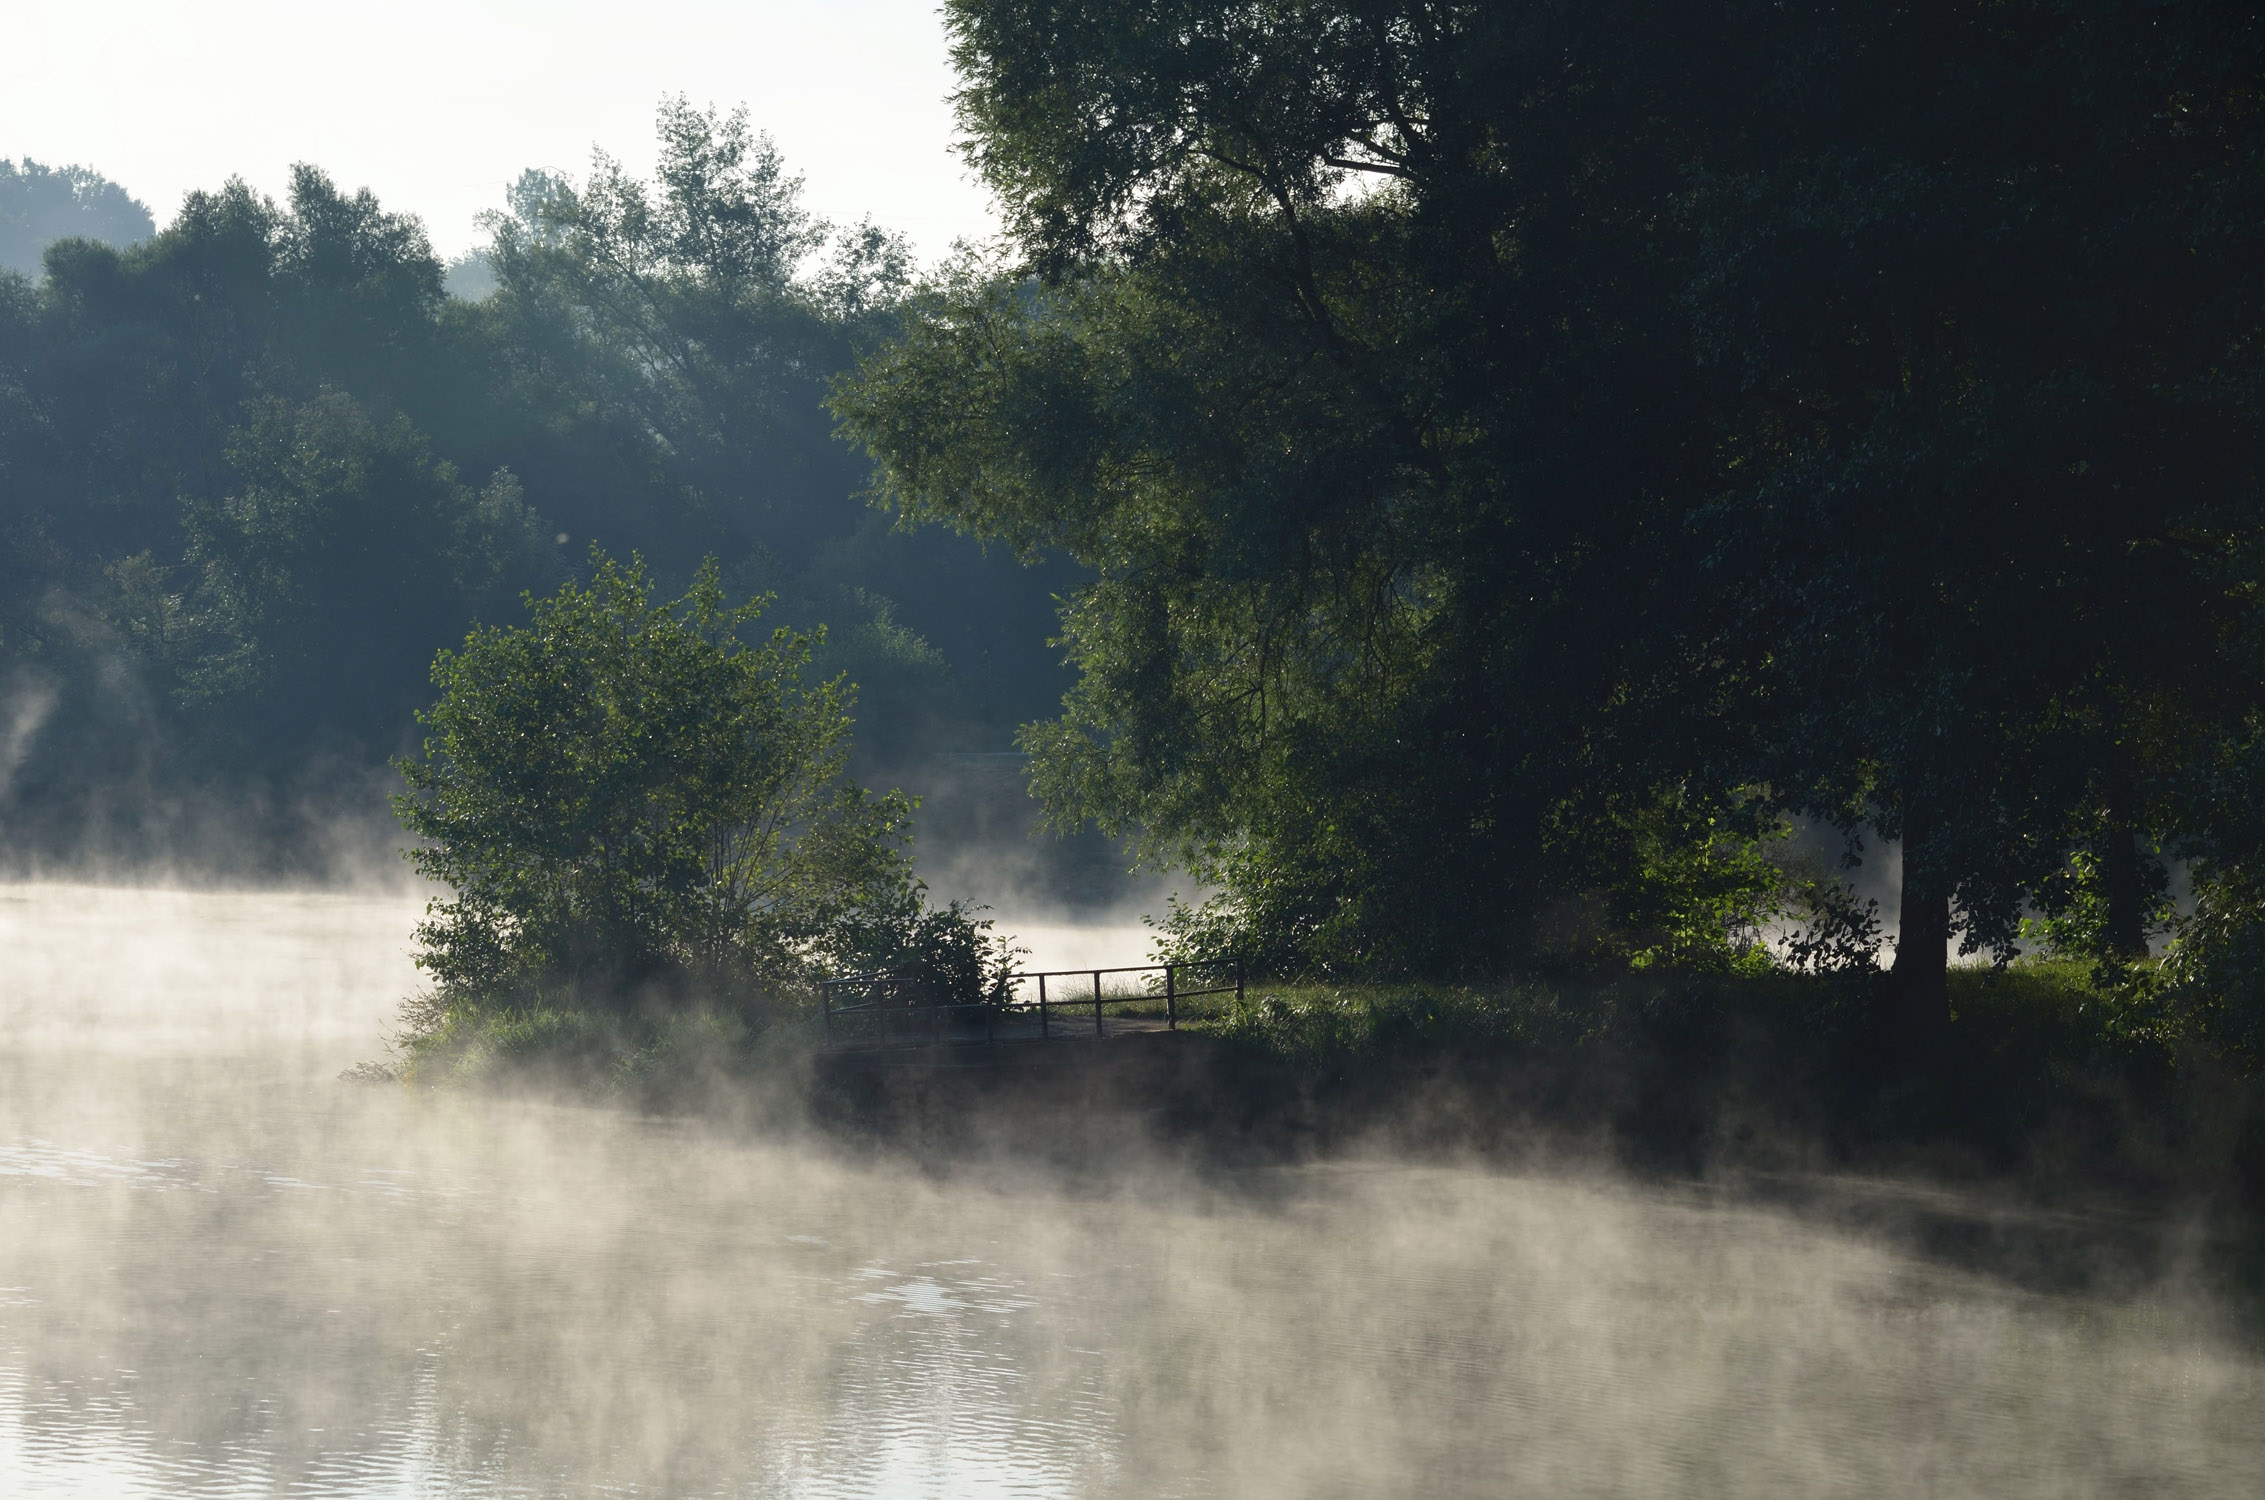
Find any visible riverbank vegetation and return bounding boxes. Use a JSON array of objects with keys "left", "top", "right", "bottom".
[
  {"left": 1184, "top": 966, "right": 2259, "bottom": 1190},
  {"left": 10, "top": 4, "right": 2265, "bottom": 1187},
  {"left": 835, "top": 0, "right": 2265, "bottom": 1058},
  {"left": 387, "top": 555, "right": 1017, "bottom": 1088},
  {"left": 795, "top": 965, "right": 2264, "bottom": 1223}
]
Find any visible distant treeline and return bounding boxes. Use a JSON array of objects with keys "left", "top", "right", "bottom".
[
  {"left": 0, "top": 158, "right": 154, "bottom": 277},
  {"left": 13, "top": 4, "right": 2265, "bottom": 1073},
  {"left": 0, "top": 105, "right": 1074, "bottom": 870}
]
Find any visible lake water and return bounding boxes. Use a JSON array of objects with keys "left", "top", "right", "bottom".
[{"left": 0, "top": 882, "right": 2258, "bottom": 1498}]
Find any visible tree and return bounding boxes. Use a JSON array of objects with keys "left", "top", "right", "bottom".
[
  {"left": 836, "top": 2, "right": 1785, "bottom": 977},
  {"left": 1682, "top": 0, "right": 2265, "bottom": 1022},
  {"left": 838, "top": 0, "right": 2265, "bottom": 1012},
  {"left": 0, "top": 159, "right": 153, "bottom": 276},
  {"left": 0, "top": 133, "right": 1075, "bottom": 874},
  {"left": 395, "top": 554, "right": 977, "bottom": 1022},
  {"left": 0, "top": 169, "right": 568, "bottom": 858},
  {"left": 176, "top": 390, "right": 550, "bottom": 751},
  {"left": 480, "top": 99, "right": 907, "bottom": 572},
  {"left": 472, "top": 98, "right": 1076, "bottom": 769},
  {"left": 2160, "top": 724, "right": 2265, "bottom": 1070}
]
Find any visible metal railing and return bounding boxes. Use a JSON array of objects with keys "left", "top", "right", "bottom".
[{"left": 819, "top": 958, "right": 1244, "bottom": 1051}]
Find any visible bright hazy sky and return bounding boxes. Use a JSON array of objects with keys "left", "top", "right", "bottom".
[{"left": 1, "top": 0, "right": 1000, "bottom": 261}]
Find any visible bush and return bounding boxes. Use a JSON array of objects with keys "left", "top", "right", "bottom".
[
  {"left": 394, "top": 552, "right": 982, "bottom": 1050},
  {"left": 2160, "top": 864, "right": 2265, "bottom": 1072}
]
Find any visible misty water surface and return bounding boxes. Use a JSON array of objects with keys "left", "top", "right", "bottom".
[{"left": 0, "top": 882, "right": 2258, "bottom": 1498}]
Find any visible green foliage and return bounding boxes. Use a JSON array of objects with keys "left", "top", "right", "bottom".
[
  {"left": 824, "top": 893, "right": 1024, "bottom": 1013},
  {"left": 1682, "top": 1, "right": 2265, "bottom": 967},
  {"left": 467, "top": 102, "right": 1072, "bottom": 764},
  {"left": 2162, "top": 868, "right": 2265, "bottom": 1074},
  {"left": 1776, "top": 871, "right": 1887, "bottom": 979},
  {"left": 0, "top": 158, "right": 152, "bottom": 276},
  {"left": 809, "top": 591, "right": 976, "bottom": 765},
  {"left": 0, "top": 112, "right": 1075, "bottom": 868},
  {"left": 395, "top": 553, "right": 940, "bottom": 1022},
  {"left": 2130, "top": 713, "right": 2265, "bottom": 1072},
  {"left": 1149, "top": 786, "right": 1808, "bottom": 980},
  {"left": 480, "top": 101, "right": 848, "bottom": 528},
  {"left": 1192, "top": 982, "right": 1595, "bottom": 1068},
  {"left": 2024, "top": 845, "right": 2176, "bottom": 982},
  {"left": 1610, "top": 800, "right": 1789, "bottom": 976},
  {"left": 839, "top": 0, "right": 2265, "bottom": 999},
  {"left": 179, "top": 392, "right": 547, "bottom": 737},
  {"left": 399, "top": 1006, "right": 627, "bottom": 1090},
  {"left": 844, "top": 228, "right": 1720, "bottom": 974},
  {"left": 0, "top": 166, "right": 533, "bottom": 847},
  {"left": 837, "top": 4, "right": 1832, "bottom": 978}
]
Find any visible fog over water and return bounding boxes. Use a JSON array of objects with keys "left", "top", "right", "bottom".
[{"left": 1, "top": 883, "right": 2259, "bottom": 1497}]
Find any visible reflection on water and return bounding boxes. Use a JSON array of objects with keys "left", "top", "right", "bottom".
[{"left": 0, "top": 883, "right": 2258, "bottom": 1498}]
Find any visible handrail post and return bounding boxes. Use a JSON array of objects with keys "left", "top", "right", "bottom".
[
  {"left": 1236, "top": 954, "right": 1245, "bottom": 1006},
  {"left": 1094, "top": 969, "right": 1104, "bottom": 1037},
  {"left": 986, "top": 975, "right": 997, "bottom": 1044},
  {"left": 1166, "top": 963, "right": 1176, "bottom": 1031},
  {"left": 1039, "top": 972, "right": 1048, "bottom": 1039}
]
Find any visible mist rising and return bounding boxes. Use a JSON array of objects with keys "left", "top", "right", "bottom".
[{"left": 2, "top": 885, "right": 2258, "bottom": 1497}]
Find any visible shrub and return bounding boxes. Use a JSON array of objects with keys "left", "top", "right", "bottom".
[{"left": 394, "top": 552, "right": 970, "bottom": 1039}]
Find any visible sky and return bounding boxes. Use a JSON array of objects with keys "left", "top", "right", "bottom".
[{"left": 0, "top": 0, "right": 1000, "bottom": 262}]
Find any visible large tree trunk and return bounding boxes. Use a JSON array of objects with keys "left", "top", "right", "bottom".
[
  {"left": 1890, "top": 804, "right": 1951, "bottom": 1036},
  {"left": 2100, "top": 824, "right": 2149, "bottom": 960}
]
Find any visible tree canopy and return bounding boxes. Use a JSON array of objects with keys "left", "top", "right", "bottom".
[
  {"left": 0, "top": 159, "right": 152, "bottom": 276},
  {"left": 396, "top": 554, "right": 953, "bottom": 1018},
  {"left": 0, "top": 103, "right": 1079, "bottom": 872},
  {"left": 836, "top": 0, "right": 2265, "bottom": 1018}
]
